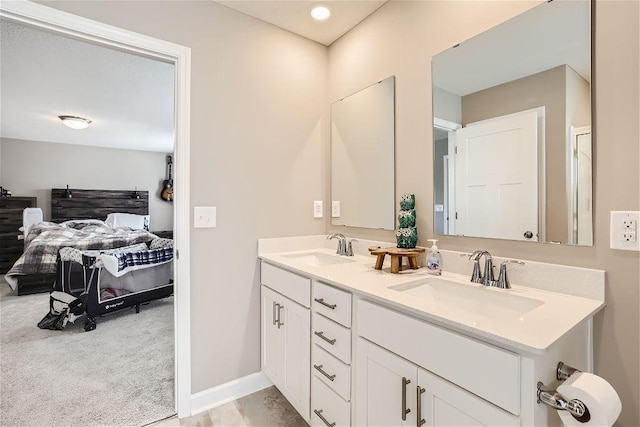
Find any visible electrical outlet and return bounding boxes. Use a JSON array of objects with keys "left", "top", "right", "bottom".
[
  {"left": 621, "top": 231, "right": 637, "bottom": 242},
  {"left": 314, "top": 201, "right": 323, "bottom": 218},
  {"left": 331, "top": 201, "right": 341, "bottom": 218},
  {"left": 611, "top": 211, "right": 640, "bottom": 251}
]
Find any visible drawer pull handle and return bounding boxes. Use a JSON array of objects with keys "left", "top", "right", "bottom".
[
  {"left": 417, "top": 386, "right": 426, "bottom": 426},
  {"left": 402, "top": 377, "right": 411, "bottom": 421},
  {"left": 313, "top": 409, "right": 336, "bottom": 427},
  {"left": 314, "top": 330, "right": 337, "bottom": 345},
  {"left": 313, "top": 364, "right": 336, "bottom": 381},
  {"left": 277, "top": 304, "right": 284, "bottom": 329},
  {"left": 272, "top": 301, "right": 278, "bottom": 326},
  {"left": 314, "top": 298, "right": 337, "bottom": 310}
]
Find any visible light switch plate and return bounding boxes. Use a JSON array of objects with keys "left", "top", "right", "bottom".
[
  {"left": 194, "top": 206, "right": 216, "bottom": 228},
  {"left": 331, "top": 201, "right": 341, "bottom": 218},
  {"left": 610, "top": 211, "right": 640, "bottom": 250},
  {"left": 313, "top": 201, "right": 323, "bottom": 218}
]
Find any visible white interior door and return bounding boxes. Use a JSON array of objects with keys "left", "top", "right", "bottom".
[{"left": 454, "top": 110, "right": 539, "bottom": 241}]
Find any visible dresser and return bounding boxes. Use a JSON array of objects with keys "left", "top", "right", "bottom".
[{"left": 0, "top": 196, "right": 37, "bottom": 274}]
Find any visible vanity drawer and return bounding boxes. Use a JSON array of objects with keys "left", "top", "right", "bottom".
[
  {"left": 261, "top": 262, "right": 311, "bottom": 307},
  {"left": 313, "top": 281, "right": 352, "bottom": 327},
  {"left": 311, "top": 376, "right": 351, "bottom": 427},
  {"left": 357, "top": 299, "right": 521, "bottom": 415},
  {"left": 312, "top": 345, "right": 351, "bottom": 401},
  {"left": 313, "top": 312, "right": 351, "bottom": 364}
]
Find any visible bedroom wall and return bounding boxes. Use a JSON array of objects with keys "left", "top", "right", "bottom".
[
  {"left": 36, "top": 0, "right": 328, "bottom": 395},
  {"left": 0, "top": 138, "right": 173, "bottom": 231},
  {"left": 327, "top": 1, "right": 639, "bottom": 424}
]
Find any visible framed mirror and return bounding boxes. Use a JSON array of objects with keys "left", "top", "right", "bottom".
[
  {"left": 331, "top": 76, "right": 395, "bottom": 230},
  {"left": 432, "top": 0, "right": 592, "bottom": 245}
]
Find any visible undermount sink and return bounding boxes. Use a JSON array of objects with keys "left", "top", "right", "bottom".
[
  {"left": 281, "top": 251, "right": 356, "bottom": 267},
  {"left": 389, "top": 277, "right": 544, "bottom": 320}
]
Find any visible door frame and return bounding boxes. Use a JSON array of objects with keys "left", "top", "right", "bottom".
[
  {"left": 433, "top": 117, "right": 461, "bottom": 235},
  {"left": 0, "top": 1, "right": 192, "bottom": 417}
]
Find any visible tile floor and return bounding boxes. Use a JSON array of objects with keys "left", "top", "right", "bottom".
[{"left": 149, "top": 386, "right": 308, "bottom": 427}]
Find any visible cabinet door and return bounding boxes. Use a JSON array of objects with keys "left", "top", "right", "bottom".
[
  {"left": 417, "top": 369, "right": 520, "bottom": 427},
  {"left": 355, "top": 338, "right": 417, "bottom": 427},
  {"left": 261, "top": 286, "right": 284, "bottom": 385},
  {"left": 281, "top": 297, "right": 311, "bottom": 420}
]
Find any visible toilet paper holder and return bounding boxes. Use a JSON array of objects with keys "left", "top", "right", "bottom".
[{"left": 537, "top": 362, "right": 591, "bottom": 422}]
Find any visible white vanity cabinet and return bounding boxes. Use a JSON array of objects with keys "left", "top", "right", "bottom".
[
  {"left": 355, "top": 338, "right": 519, "bottom": 426},
  {"left": 260, "top": 263, "right": 311, "bottom": 421}
]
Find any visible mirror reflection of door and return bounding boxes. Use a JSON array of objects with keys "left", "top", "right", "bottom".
[
  {"left": 570, "top": 126, "right": 593, "bottom": 245},
  {"left": 453, "top": 109, "right": 539, "bottom": 241}
]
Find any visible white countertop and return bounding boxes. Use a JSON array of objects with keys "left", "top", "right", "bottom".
[{"left": 259, "top": 246, "right": 605, "bottom": 355}]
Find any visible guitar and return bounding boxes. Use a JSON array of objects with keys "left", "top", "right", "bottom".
[{"left": 161, "top": 155, "right": 174, "bottom": 202}]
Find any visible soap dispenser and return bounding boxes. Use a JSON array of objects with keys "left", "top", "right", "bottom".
[{"left": 426, "top": 239, "right": 442, "bottom": 276}]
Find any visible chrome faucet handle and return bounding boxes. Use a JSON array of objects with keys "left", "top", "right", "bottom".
[
  {"left": 496, "top": 260, "right": 525, "bottom": 289},
  {"left": 468, "top": 250, "right": 485, "bottom": 261},
  {"left": 470, "top": 260, "right": 483, "bottom": 283},
  {"left": 346, "top": 239, "right": 358, "bottom": 256}
]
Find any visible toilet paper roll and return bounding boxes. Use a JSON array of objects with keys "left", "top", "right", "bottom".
[{"left": 556, "top": 372, "right": 622, "bottom": 426}]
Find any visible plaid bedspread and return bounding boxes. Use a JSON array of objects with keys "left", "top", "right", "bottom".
[{"left": 5, "top": 222, "right": 157, "bottom": 289}]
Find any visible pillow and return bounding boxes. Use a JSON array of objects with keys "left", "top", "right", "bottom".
[
  {"left": 150, "top": 237, "right": 173, "bottom": 249},
  {"left": 60, "top": 219, "right": 105, "bottom": 229},
  {"left": 105, "top": 213, "right": 150, "bottom": 231}
]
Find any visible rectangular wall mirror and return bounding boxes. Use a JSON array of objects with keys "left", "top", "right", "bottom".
[
  {"left": 432, "top": 0, "right": 592, "bottom": 245},
  {"left": 331, "top": 76, "right": 395, "bottom": 230}
]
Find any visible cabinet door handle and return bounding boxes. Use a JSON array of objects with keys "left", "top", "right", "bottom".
[
  {"left": 314, "top": 297, "right": 337, "bottom": 310},
  {"left": 313, "top": 409, "right": 336, "bottom": 427},
  {"left": 313, "top": 364, "right": 336, "bottom": 381},
  {"left": 402, "top": 377, "right": 411, "bottom": 421},
  {"left": 277, "top": 304, "right": 284, "bottom": 329},
  {"left": 272, "top": 301, "right": 278, "bottom": 326},
  {"left": 314, "top": 330, "right": 337, "bottom": 345},
  {"left": 416, "top": 386, "right": 426, "bottom": 426}
]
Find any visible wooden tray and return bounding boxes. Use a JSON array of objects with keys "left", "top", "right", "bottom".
[{"left": 368, "top": 246, "right": 425, "bottom": 274}]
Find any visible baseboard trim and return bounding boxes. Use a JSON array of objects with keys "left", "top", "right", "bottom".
[{"left": 190, "top": 371, "right": 273, "bottom": 416}]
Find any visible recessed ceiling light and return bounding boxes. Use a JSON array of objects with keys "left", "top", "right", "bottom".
[
  {"left": 311, "top": 5, "right": 331, "bottom": 21},
  {"left": 58, "top": 115, "right": 92, "bottom": 130}
]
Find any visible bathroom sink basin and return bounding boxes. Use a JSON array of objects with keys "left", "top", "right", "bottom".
[
  {"left": 281, "top": 251, "right": 356, "bottom": 267},
  {"left": 389, "top": 277, "right": 544, "bottom": 320}
]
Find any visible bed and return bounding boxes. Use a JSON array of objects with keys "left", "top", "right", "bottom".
[{"left": 5, "top": 188, "right": 155, "bottom": 295}]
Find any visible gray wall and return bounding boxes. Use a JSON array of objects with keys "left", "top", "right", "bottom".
[
  {"left": 433, "top": 138, "right": 448, "bottom": 235},
  {"left": 0, "top": 138, "right": 173, "bottom": 231},
  {"left": 38, "top": 0, "right": 328, "bottom": 394},
  {"left": 328, "top": 1, "right": 639, "bottom": 425}
]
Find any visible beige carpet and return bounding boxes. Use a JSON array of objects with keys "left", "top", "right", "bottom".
[{"left": 0, "top": 279, "right": 175, "bottom": 427}]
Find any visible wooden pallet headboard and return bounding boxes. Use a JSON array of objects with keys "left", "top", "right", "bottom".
[{"left": 51, "top": 188, "right": 149, "bottom": 222}]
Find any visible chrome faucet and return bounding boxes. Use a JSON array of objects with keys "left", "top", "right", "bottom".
[
  {"left": 467, "top": 250, "right": 495, "bottom": 286},
  {"left": 346, "top": 238, "right": 358, "bottom": 256},
  {"left": 327, "top": 233, "right": 348, "bottom": 256}
]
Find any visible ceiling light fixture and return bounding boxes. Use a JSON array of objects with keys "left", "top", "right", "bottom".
[
  {"left": 58, "top": 115, "right": 92, "bottom": 130},
  {"left": 310, "top": 5, "right": 331, "bottom": 21}
]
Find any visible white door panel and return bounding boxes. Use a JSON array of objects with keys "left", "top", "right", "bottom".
[{"left": 455, "top": 110, "right": 539, "bottom": 241}]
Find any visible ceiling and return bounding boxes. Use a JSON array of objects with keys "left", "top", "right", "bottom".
[
  {"left": 215, "top": 1, "right": 387, "bottom": 46},
  {"left": 0, "top": 19, "right": 175, "bottom": 153}
]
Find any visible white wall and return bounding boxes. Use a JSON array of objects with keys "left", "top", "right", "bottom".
[
  {"left": 0, "top": 138, "right": 173, "bottom": 230},
  {"left": 328, "top": 1, "right": 639, "bottom": 424}
]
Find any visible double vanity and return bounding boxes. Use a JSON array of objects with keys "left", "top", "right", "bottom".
[{"left": 258, "top": 235, "right": 605, "bottom": 427}]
